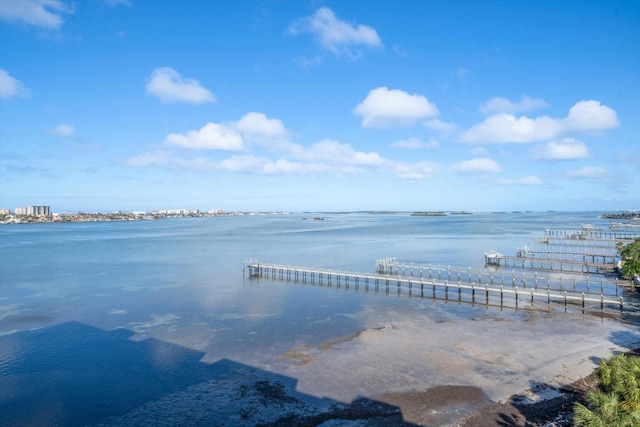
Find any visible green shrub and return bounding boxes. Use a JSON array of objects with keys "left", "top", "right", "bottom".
[
  {"left": 617, "top": 238, "right": 640, "bottom": 279},
  {"left": 574, "top": 354, "right": 640, "bottom": 426}
]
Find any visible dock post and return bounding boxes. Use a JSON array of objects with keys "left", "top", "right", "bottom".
[
  {"left": 515, "top": 287, "right": 518, "bottom": 307},
  {"left": 564, "top": 291, "right": 567, "bottom": 307},
  {"left": 600, "top": 294, "right": 604, "bottom": 309},
  {"left": 445, "top": 282, "right": 448, "bottom": 300},
  {"left": 458, "top": 281, "right": 461, "bottom": 301},
  {"left": 500, "top": 285, "right": 504, "bottom": 307},
  {"left": 530, "top": 289, "right": 534, "bottom": 303},
  {"left": 547, "top": 289, "right": 551, "bottom": 304},
  {"left": 485, "top": 284, "right": 489, "bottom": 304},
  {"left": 472, "top": 284, "right": 475, "bottom": 303},
  {"left": 582, "top": 292, "right": 585, "bottom": 308},
  {"left": 619, "top": 296, "right": 624, "bottom": 311}
]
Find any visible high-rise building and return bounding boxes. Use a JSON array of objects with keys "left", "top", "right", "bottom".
[{"left": 26, "top": 206, "right": 51, "bottom": 216}]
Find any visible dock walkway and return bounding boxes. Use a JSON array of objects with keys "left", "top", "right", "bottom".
[
  {"left": 484, "top": 253, "right": 613, "bottom": 273},
  {"left": 244, "top": 260, "right": 625, "bottom": 311}
]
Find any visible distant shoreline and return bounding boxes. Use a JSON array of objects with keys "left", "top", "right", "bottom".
[
  {"left": 2, "top": 209, "right": 638, "bottom": 225},
  {"left": 0, "top": 211, "right": 292, "bottom": 225}
]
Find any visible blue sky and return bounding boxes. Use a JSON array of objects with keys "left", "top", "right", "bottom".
[{"left": 1, "top": 0, "right": 638, "bottom": 213}]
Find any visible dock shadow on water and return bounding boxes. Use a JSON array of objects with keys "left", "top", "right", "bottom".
[{"left": 0, "top": 321, "right": 479, "bottom": 426}]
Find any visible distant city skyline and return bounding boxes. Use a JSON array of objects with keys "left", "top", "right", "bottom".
[{"left": 1, "top": 1, "right": 639, "bottom": 212}]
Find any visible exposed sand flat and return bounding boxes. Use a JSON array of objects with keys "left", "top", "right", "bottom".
[
  {"left": 278, "top": 307, "right": 639, "bottom": 424},
  {"left": 92, "top": 307, "right": 639, "bottom": 427}
]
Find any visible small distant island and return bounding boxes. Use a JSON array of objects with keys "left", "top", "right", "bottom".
[
  {"left": 411, "top": 211, "right": 447, "bottom": 217},
  {"left": 601, "top": 211, "right": 640, "bottom": 220}
]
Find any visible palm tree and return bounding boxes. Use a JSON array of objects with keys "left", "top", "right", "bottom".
[
  {"left": 574, "top": 354, "right": 640, "bottom": 426},
  {"left": 617, "top": 238, "right": 640, "bottom": 279}
]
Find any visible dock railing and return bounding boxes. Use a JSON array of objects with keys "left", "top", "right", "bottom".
[{"left": 244, "top": 260, "right": 626, "bottom": 311}]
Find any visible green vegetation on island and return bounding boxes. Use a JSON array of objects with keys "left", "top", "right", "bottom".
[
  {"left": 410, "top": 211, "right": 446, "bottom": 217},
  {"left": 616, "top": 238, "right": 640, "bottom": 280},
  {"left": 602, "top": 211, "right": 640, "bottom": 220},
  {"left": 574, "top": 353, "right": 640, "bottom": 426}
]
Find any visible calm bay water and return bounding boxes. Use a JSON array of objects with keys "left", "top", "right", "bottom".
[{"left": 0, "top": 211, "right": 634, "bottom": 425}]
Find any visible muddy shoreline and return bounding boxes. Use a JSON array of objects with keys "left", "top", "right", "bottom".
[{"left": 258, "top": 348, "right": 640, "bottom": 427}]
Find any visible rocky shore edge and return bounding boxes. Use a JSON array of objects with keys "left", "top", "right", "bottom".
[{"left": 461, "top": 347, "right": 640, "bottom": 427}]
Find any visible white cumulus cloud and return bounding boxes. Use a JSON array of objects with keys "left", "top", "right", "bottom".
[
  {"left": 216, "top": 155, "right": 327, "bottom": 175},
  {"left": 461, "top": 99, "right": 619, "bottom": 144},
  {"left": 354, "top": 87, "right": 439, "bottom": 128},
  {"left": 479, "top": 95, "right": 549, "bottom": 115},
  {"left": 50, "top": 124, "right": 76, "bottom": 137},
  {"left": 392, "top": 137, "right": 439, "bottom": 149},
  {"left": 0, "top": 0, "right": 73, "bottom": 29},
  {"left": 424, "top": 118, "right": 456, "bottom": 133},
  {"left": 449, "top": 158, "right": 501, "bottom": 174},
  {"left": 499, "top": 175, "right": 543, "bottom": 185},
  {"left": 461, "top": 114, "right": 562, "bottom": 144},
  {"left": 162, "top": 113, "right": 293, "bottom": 152},
  {"left": 565, "top": 166, "right": 608, "bottom": 179},
  {"left": 301, "top": 139, "right": 384, "bottom": 166},
  {"left": 532, "top": 138, "right": 589, "bottom": 160},
  {"left": 288, "top": 7, "right": 382, "bottom": 56},
  {"left": 388, "top": 161, "right": 440, "bottom": 180},
  {"left": 122, "top": 150, "right": 170, "bottom": 167},
  {"left": 234, "top": 112, "right": 288, "bottom": 143},
  {"left": 0, "top": 69, "right": 31, "bottom": 99},
  {"left": 146, "top": 67, "right": 215, "bottom": 104},
  {"left": 164, "top": 122, "right": 244, "bottom": 151},
  {"left": 564, "top": 100, "right": 620, "bottom": 132}
]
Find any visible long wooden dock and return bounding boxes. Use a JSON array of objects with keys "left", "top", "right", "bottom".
[
  {"left": 244, "top": 260, "right": 625, "bottom": 311},
  {"left": 373, "top": 258, "right": 628, "bottom": 293},
  {"left": 544, "top": 227, "right": 640, "bottom": 240},
  {"left": 484, "top": 253, "right": 613, "bottom": 273},
  {"left": 514, "top": 248, "right": 618, "bottom": 264},
  {"left": 535, "top": 237, "right": 627, "bottom": 248}
]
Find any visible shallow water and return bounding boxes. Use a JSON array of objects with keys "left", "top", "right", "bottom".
[{"left": 1, "top": 212, "right": 638, "bottom": 425}]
